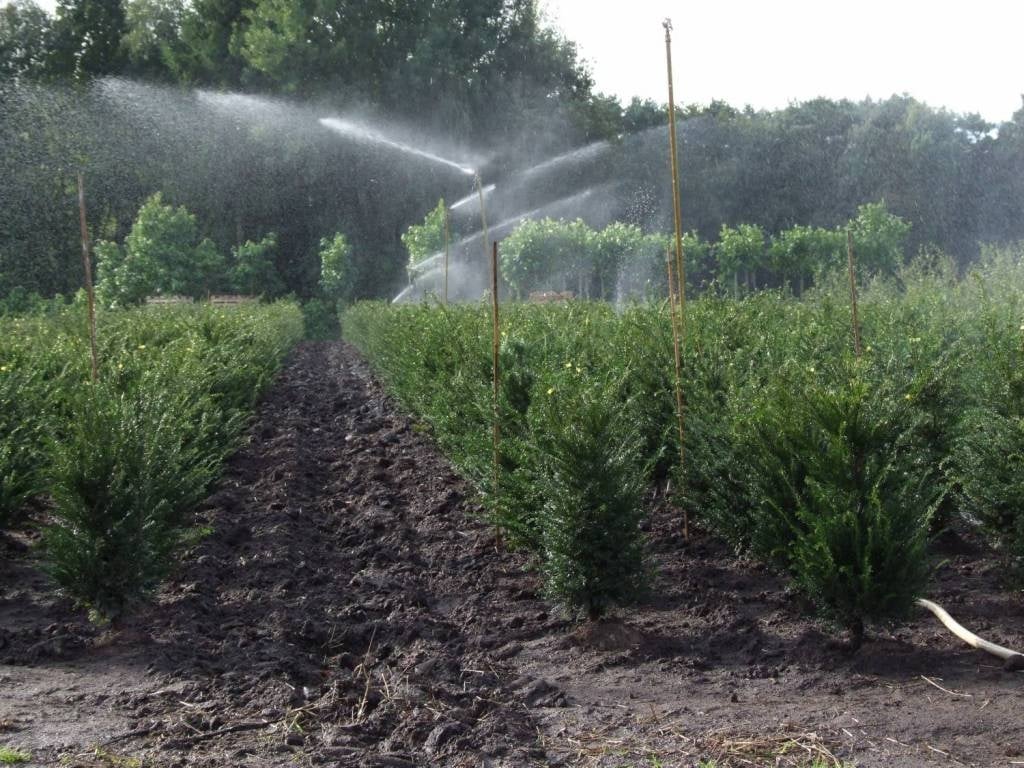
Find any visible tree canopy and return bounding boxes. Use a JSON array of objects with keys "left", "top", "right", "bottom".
[{"left": 1, "top": 0, "right": 1023, "bottom": 302}]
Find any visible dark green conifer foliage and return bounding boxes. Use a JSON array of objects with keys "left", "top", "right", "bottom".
[{"left": 533, "top": 374, "right": 648, "bottom": 621}]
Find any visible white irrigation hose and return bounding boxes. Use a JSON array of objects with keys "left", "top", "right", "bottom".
[{"left": 916, "top": 598, "right": 1024, "bottom": 670}]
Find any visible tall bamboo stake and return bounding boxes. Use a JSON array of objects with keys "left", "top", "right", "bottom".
[
  {"left": 846, "top": 229, "right": 863, "bottom": 358},
  {"left": 664, "top": 18, "right": 688, "bottom": 539},
  {"left": 443, "top": 205, "right": 450, "bottom": 305},
  {"left": 491, "top": 240, "right": 501, "bottom": 502},
  {"left": 77, "top": 172, "right": 99, "bottom": 384},
  {"left": 666, "top": 254, "right": 688, "bottom": 540}
]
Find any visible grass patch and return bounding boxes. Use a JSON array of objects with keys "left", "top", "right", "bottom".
[{"left": 0, "top": 747, "right": 31, "bottom": 764}]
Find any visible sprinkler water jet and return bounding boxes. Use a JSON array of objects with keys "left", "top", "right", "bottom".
[{"left": 319, "top": 117, "right": 476, "bottom": 176}]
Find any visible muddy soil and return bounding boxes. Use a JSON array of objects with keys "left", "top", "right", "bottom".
[{"left": 1, "top": 341, "right": 1022, "bottom": 767}]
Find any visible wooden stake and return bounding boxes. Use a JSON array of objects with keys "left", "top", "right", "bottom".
[
  {"left": 491, "top": 240, "right": 501, "bottom": 501},
  {"left": 77, "top": 172, "right": 99, "bottom": 384},
  {"left": 846, "top": 229, "right": 863, "bottom": 358},
  {"left": 666, "top": 254, "right": 688, "bottom": 541},
  {"left": 664, "top": 19, "right": 688, "bottom": 539}
]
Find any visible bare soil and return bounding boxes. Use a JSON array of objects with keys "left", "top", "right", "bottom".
[{"left": 1, "top": 341, "right": 1022, "bottom": 767}]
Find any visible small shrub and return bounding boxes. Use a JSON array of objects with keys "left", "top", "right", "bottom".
[
  {"left": 232, "top": 233, "right": 284, "bottom": 298},
  {"left": 954, "top": 408, "right": 1024, "bottom": 572},
  {"left": 736, "top": 359, "right": 937, "bottom": 644},
  {"left": 319, "top": 233, "right": 355, "bottom": 303},
  {"left": 302, "top": 298, "right": 339, "bottom": 340},
  {"left": 532, "top": 372, "right": 649, "bottom": 620},
  {"left": 46, "top": 386, "right": 212, "bottom": 616}
]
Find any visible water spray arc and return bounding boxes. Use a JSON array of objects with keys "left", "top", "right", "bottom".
[
  {"left": 318, "top": 117, "right": 476, "bottom": 176},
  {"left": 392, "top": 133, "right": 623, "bottom": 303}
]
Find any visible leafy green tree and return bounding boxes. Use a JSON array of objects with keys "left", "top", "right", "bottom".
[
  {"left": 47, "top": 0, "right": 127, "bottom": 80},
  {"left": 716, "top": 223, "right": 765, "bottom": 296},
  {"left": 232, "top": 233, "right": 283, "bottom": 297},
  {"left": 599, "top": 224, "right": 670, "bottom": 301},
  {"left": 96, "top": 239, "right": 144, "bottom": 307},
  {"left": 622, "top": 97, "right": 666, "bottom": 133},
  {"left": 768, "top": 225, "right": 844, "bottom": 294},
  {"left": 122, "top": 0, "right": 187, "bottom": 79},
  {"left": 401, "top": 199, "right": 446, "bottom": 278},
  {"left": 165, "top": 0, "right": 252, "bottom": 85},
  {"left": 96, "top": 192, "right": 227, "bottom": 305},
  {"left": 848, "top": 201, "right": 911, "bottom": 276},
  {"left": 124, "top": 192, "right": 200, "bottom": 296},
  {"left": 318, "top": 232, "right": 354, "bottom": 303},
  {"left": 591, "top": 221, "right": 638, "bottom": 298},
  {"left": 0, "top": 0, "right": 52, "bottom": 79},
  {"left": 570, "top": 92, "right": 624, "bottom": 143},
  {"left": 500, "top": 218, "right": 591, "bottom": 298},
  {"left": 228, "top": 0, "right": 594, "bottom": 146},
  {"left": 184, "top": 237, "right": 226, "bottom": 298}
]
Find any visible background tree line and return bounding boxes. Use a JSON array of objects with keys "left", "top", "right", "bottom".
[{"left": 1, "top": 0, "right": 1022, "bottom": 303}]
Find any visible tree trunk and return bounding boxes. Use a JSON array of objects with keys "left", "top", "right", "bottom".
[{"left": 849, "top": 618, "right": 865, "bottom": 652}]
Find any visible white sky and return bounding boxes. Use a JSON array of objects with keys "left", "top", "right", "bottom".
[{"left": 541, "top": 0, "right": 1024, "bottom": 124}]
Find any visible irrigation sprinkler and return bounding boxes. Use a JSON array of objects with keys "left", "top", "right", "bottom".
[
  {"left": 846, "top": 229, "right": 863, "bottom": 357},
  {"left": 666, "top": 253, "right": 688, "bottom": 541},
  {"left": 490, "top": 240, "right": 501, "bottom": 503},
  {"left": 76, "top": 172, "right": 99, "bottom": 384},
  {"left": 664, "top": 19, "right": 688, "bottom": 539}
]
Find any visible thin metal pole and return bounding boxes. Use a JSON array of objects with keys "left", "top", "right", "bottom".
[
  {"left": 491, "top": 240, "right": 501, "bottom": 502},
  {"left": 847, "top": 229, "right": 863, "bottom": 358},
  {"left": 77, "top": 172, "right": 99, "bottom": 383}
]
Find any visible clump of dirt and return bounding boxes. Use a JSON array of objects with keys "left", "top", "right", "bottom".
[{"left": 2, "top": 340, "right": 1023, "bottom": 768}]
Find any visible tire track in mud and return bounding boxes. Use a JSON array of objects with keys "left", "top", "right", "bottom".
[{"left": 115, "top": 341, "right": 560, "bottom": 766}]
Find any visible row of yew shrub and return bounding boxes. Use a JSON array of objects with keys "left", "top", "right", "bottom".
[
  {"left": 0, "top": 300, "right": 303, "bottom": 616},
  {"left": 344, "top": 243, "right": 1024, "bottom": 641}
]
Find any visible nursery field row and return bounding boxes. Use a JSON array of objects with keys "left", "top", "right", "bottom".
[
  {"left": 343, "top": 244, "right": 1024, "bottom": 640},
  {"left": 0, "top": 300, "right": 304, "bottom": 615}
]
